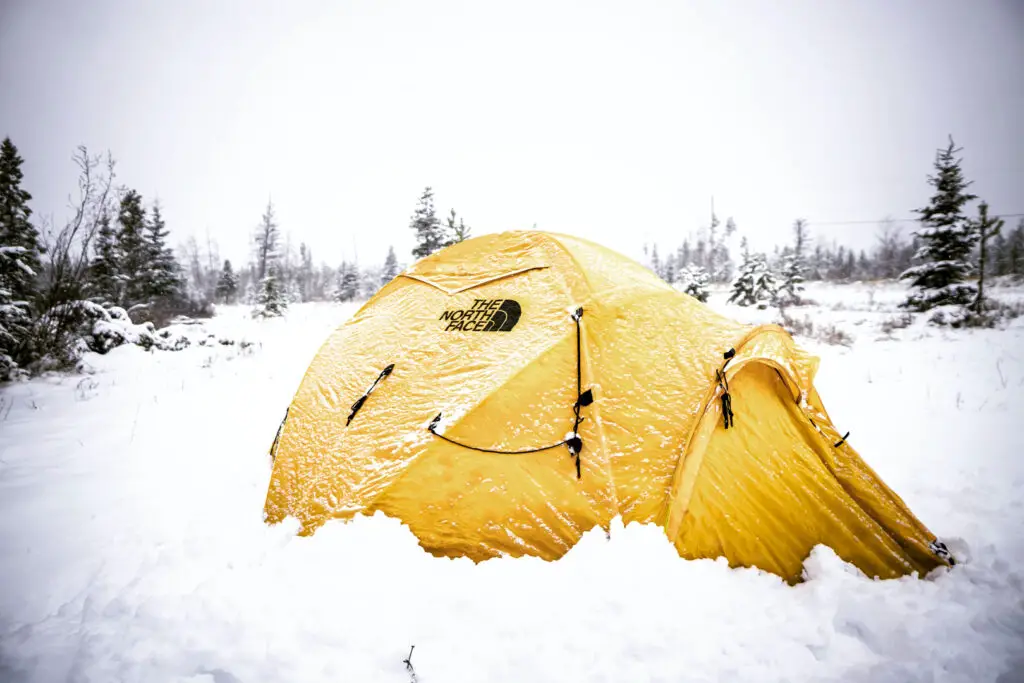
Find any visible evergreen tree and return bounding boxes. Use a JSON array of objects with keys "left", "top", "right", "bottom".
[
  {"left": 729, "top": 252, "right": 776, "bottom": 307},
  {"left": 678, "top": 240, "right": 691, "bottom": 268},
  {"left": 777, "top": 218, "right": 808, "bottom": 305},
  {"left": 143, "top": 201, "right": 181, "bottom": 301},
  {"left": 663, "top": 254, "right": 677, "bottom": 284},
  {"left": 874, "top": 219, "right": 903, "bottom": 279},
  {"left": 679, "top": 264, "right": 710, "bottom": 303},
  {"left": 358, "top": 265, "right": 383, "bottom": 299},
  {"left": 970, "top": 201, "right": 1003, "bottom": 312},
  {"left": 694, "top": 240, "right": 707, "bottom": 274},
  {"left": 335, "top": 261, "right": 360, "bottom": 302},
  {"left": 900, "top": 137, "right": 978, "bottom": 310},
  {"left": 381, "top": 246, "right": 400, "bottom": 286},
  {"left": 254, "top": 199, "right": 280, "bottom": 281},
  {"left": 809, "top": 244, "right": 825, "bottom": 280},
  {"left": 88, "top": 212, "right": 121, "bottom": 304},
  {"left": 706, "top": 214, "right": 736, "bottom": 282},
  {"left": 216, "top": 259, "right": 239, "bottom": 303},
  {"left": 0, "top": 137, "right": 43, "bottom": 307},
  {"left": 729, "top": 249, "right": 756, "bottom": 306},
  {"left": 991, "top": 232, "right": 1009, "bottom": 276},
  {"left": 707, "top": 213, "right": 720, "bottom": 281},
  {"left": 650, "top": 244, "right": 662, "bottom": 279},
  {"left": 0, "top": 138, "right": 44, "bottom": 377},
  {"left": 243, "top": 278, "right": 258, "bottom": 306},
  {"left": 445, "top": 208, "right": 471, "bottom": 244},
  {"left": 410, "top": 187, "right": 445, "bottom": 259},
  {"left": 720, "top": 217, "right": 737, "bottom": 282},
  {"left": 857, "top": 250, "right": 871, "bottom": 279},
  {"left": 1003, "top": 220, "right": 1024, "bottom": 277},
  {"left": 254, "top": 265, "right": 288, "bottom": 317},
  {"left": 116, "top": 189, "right": 149, "bottom": 308},
  {"left": 298, "top": 243, "right": 314, "bottom": 302}
]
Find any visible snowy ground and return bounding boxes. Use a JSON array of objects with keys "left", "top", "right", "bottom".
[{"left": 1, "top": 282, "right": 1023, "bottom": 683}]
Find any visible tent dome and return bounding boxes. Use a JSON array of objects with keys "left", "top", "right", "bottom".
[{"left": 264, "top": 231, "right": 949, "bottom": 581}]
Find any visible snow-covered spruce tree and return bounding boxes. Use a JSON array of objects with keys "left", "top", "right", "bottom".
[
  {"left": 776, "top": 218, "right": 808, "bottom": 305},
  {"left": 900, "top": 137, "right": 978, "bottom": 311},
  {"left": 334, "top": 261, "right": 359, "bottom": 302},
  {"left": 253, "top": 265, "right": 288, "bottom": 318},
  {"left": 0, "top": 138, "right": 43, "bottom": 306},
  {"left": 649, "top": 244, "right": 662, "bottom": 279},
  {"left": 679, "top": 264, "right": 710, "bottom": 303},
  {"left": 298, "top": 243, "right": 314, "bottom": 302},
  {"left": 719, "top": 216, "right": 737, "bottom": 282},
  {"left": 242, "top": 277, "right": 257, "bottom": 306},
  {"left": 410, "top": 187, "right": 445, "bottom": 259},
  {"left": 114, "top": 189, "right": 149, "bottom": 310},
  {"left": 1004, "top": 219, "right": 1024, "bottom": 277},
  {"left": 729, "top": 250, "right": 776, "bottom": 308},
  {"left": 143, "top": 201, "right": 182, "bottom": 304},
  {"left": 88, "top": 212, "right": 121, "bottom": 305},
  {"left": 728, "top": 237, "right": 754, "bottom": 305},
  {"left": 216, "top": 259, "right": 239, "bottom": 303},
  {"left": 358, "top": 265, "right": 383, "bottom": 299},
  {"left": 751, "top": 255, "right": 777, "bottom": 307},
  {"left": 1009, "top": 220, "right": 1024, "bottom": 277},
  {"left": 663, "top": 255, "right": 677, "bottom": 284},
  {"left": 0, "top": 138, "right": 44, "bottom": 378},
  {"left": 380, "top": 246, "right": 400, "bottom": 287}
]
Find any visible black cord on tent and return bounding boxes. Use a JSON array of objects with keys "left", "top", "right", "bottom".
[
  {"left": 347, "top": 363, "right": 395, "bottom": 426},
  {"left": 428, "top": 307, "right": 593, "bottom": 479},
  {"left": 834, "top": 431, "right": 851, "bottom": 448},
  {"left": 428, "top": 417, "right": 575, "bottom": 454}
]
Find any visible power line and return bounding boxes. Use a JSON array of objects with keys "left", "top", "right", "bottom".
[{"left": 808, "top": 213, "right": 1024, "bottom": 227}]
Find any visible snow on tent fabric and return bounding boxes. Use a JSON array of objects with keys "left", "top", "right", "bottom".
[{"left": 263, "top": 231, "right": 950, "bottom": 582}]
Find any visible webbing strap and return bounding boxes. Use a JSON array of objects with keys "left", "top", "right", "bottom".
[
  {"left": 269, "top": 407, "right": 289, "bottom": 461},
  {"left": 347, "top": 363, "right": 395, "bottom": 426},
  {"left": 718, "top": 348, "right": 736, "bottom": 430}
]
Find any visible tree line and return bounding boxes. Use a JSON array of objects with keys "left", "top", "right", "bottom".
[
  {"left": 184, "top": 185, "right": 468, "bottom": 318},
  {"left": 0, "top": 140, "right": 413, "bottom": 379},
  {"left": 3, "top": 133, "right": 1021, "bottom": 380},
  {"left": 644, "top": 137, "right": 1022, "bottom": 323}
]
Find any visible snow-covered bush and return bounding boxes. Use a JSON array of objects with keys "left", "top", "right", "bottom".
[
  {"left": 929, "top": 298, "right": 1024, "bottom": 329},
  {"left": 88, "top": 306, "right": 157, "bottom": 353},
  {"left": 880, "top": 312, "right": 915, "bottom": 335},
  {"left": 24, "top": 300, "right": 195, "bottom": 366},
  {"left": 778, "top": 309, "right": 853, "bottom": 347}
]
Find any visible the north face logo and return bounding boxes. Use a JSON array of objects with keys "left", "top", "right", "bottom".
[{"left": 440, "top": 298, "right": 521, "bottom": 332}]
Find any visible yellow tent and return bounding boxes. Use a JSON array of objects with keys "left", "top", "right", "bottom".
[{"left": 264, "top": 231, "right": 952, "bottom": 582}]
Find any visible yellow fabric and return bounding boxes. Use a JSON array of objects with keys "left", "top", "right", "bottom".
[{"left": 264, "top": 231, "right": 945, "bottom": 581}]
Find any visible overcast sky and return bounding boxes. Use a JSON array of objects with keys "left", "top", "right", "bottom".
[{"left": 1, "top": 0, "right": 1022, "bottom": 267}]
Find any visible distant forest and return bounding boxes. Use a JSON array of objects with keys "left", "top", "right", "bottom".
[{"left": 2, "top": 136, "right": 1021, "bottom": 379}]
